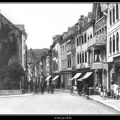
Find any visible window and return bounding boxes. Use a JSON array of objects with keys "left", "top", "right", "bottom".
[
  {"left": 113, "top": 35, "right": 115, "bottom": 53},
  {"left": 80, "top": 52, "right": 81, "bottom": 63},
  {"left": 102, "top": 28, "right": 104, "bottom": 34},
  {"left": 77, "top": 54, "right": 79, "bottom": 64},
  {"left": 85, "top": 51, "right": 87, "bottom": 62},
  {"left": 105, "top": 26, "right": 107, "bottom": 33},
  {"left": 94, "top": 49, "right": 101, "bottom": 62},
  {"left": 110, "top": 10, "right": 112, "bottom": 25},
  {"left": 82, "top": 52, "right": 84, "bottom": 63},
  {"left": 110, "top": 37, "right": 112, "bottom": 54},
  {"left": 82, "top": 35, "right": 84, "bottom": 44},
  {"left": 88, "top": 36, "right": 89, "bottom": 46},
  {"left": 113, "top": 7, "right": 115, "bottom": 23},
  {"left": 61, "top": 47, "right": 62, "bottom": 54},
  {"left": 116, "top": 32, "right": 119, "bottom": 52},
  {"left": 63, "top": 46, "right": 64, "bottom": 53},
  {"left": 116, "top": 3, "right": 119, "bottom": 20},
  {"left": 81, "top": 36, "right": 83, "bottom": 44},
  {"left": 67, "top": 56, "right": 71, "bottom": 68},
  {"left": 84, "top": 33, "right": 86, "bottom": 43},
  {"left": 79, "top": 36, "right": 81, "bottom": 45},
  {"left": 77, "top": 38, "right": 79, "bottom": 46},
  {"left": 90, "top": 34, "right": 92, "bottom": 39}
]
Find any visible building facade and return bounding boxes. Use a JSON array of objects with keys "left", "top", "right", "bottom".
[{"left": 107, "top": 3, "right": 120, "bottom": 90}]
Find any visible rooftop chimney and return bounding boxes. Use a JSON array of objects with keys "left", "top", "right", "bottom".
[{"left": 80, "top": 15, "right": 84, "bottom": 19}]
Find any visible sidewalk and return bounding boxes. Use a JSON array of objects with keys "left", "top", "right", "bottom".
[
  {"left": 63, "top": 89, "right": 120, "bottom": 112},
  {"left": 0, "top": 93, "right": 33, "bottom": 98}
]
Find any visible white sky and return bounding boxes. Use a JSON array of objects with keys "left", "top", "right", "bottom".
[{"left": 0, "top": 3, "right": 93, "bottom": 49}]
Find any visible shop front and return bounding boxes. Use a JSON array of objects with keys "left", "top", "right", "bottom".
[{"left": 113, "top": 56, "right": 120, "bottom": 86}]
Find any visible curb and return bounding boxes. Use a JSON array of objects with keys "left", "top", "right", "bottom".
[
  {"left": 88, "top": 96, "right": 120, "bottom": 112},
  {"left": 0, "top": 93, "right": 34, "bottom": 98}
]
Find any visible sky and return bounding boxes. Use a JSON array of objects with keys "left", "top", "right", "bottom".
[{"left": 0, "top": 3, "right": 93, "bottom": 50}]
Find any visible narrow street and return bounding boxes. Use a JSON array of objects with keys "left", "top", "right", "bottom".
[{"left": 0, "top": 90, "right": 119, "bottom": 114}]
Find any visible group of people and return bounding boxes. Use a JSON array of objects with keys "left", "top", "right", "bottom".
[
  {"left": 71, "top": 83, "right": 90, "bottom": 99},
  {"left": 28, "top": 78, "right": 55, "bottom": 94},
  {"left": 70, "top": 82, "right": 120, "bottom": 100},
  {"left": 95, "top": 82, "right": 120, "bottom": 100},
  {"left": 110, "top": 82, "right": 120, "bottom": 99}
]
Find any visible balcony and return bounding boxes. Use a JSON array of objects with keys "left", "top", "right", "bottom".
[
  {"left": 92, "top": 34, "right": 107, "bottom": 46},
  {"left": 91, "top": 62, "right": 103, "bottom": 69}
]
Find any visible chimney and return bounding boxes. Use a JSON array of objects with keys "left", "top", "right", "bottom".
[{"left": 80, "top": 15, "right": 84, "bottom": 19}]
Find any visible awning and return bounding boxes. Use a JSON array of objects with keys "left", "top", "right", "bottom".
[
  {"left": 68, "top": 78, "right": 73, "bottom": 81},
  {"left": 68, "top": 73, "right": 81, "bottom": 80},
  {"left": 52, "top": 75, "right": 59, "bottom": 81},
  {"left": 77, "top": 72, "right": 92, "bottom": 81},
  {"left": 45, "top": 75, "right": 52, "bottom": 81}
]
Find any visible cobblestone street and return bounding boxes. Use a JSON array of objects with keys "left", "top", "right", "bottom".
[{"left": 0, "top": 90, "right": 120, "bottom": 115}]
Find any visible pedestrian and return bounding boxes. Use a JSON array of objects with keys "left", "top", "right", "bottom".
[
  {"left": 111, "top": 81, "right": 114, "bottom": 99},
  {"left": 113, "top": 83, "right": 119, "bottom": 99},
  {"left": 70, "top": 85, "right": 73, "bottom": 95},
  {"left": 86, "top": 84, "right": 89, "bottom": 99},
  {"left": 100, "top": 84, "right": 103, "bottom": 98},
  {"left": 41, "top": 82, "right": 44, "bottom": 94},
  {"left": 51, "top": 81, "right": 54, "bottom": 94},
  {"left": 79, "top": 83, "right": 83, "bottom": 96},
  {"left": 46, "top": 82, "right": 50, "bottom": 93},
  {"left": 83, "top": 84, "right": 86, "bottom": 96}
]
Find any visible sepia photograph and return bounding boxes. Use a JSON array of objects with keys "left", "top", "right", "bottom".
[{"left": 0, "top": 2, "right": 120, "bottom": 116}]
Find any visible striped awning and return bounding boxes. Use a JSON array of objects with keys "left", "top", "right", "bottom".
[
  {"left": 52, "top": 75, "right": 59, "bottom": 81},
  {"left": 45, "top": 75, "right": 52, "bottom": 81},
  {"left": 68, "top": 73, "right": 81, "bottom": 80},
  {"left": 77, "top": 72, "right": 92, "bottom": 81}
]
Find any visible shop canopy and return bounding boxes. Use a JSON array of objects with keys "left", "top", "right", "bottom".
[
  {"left": 52, "top": 75, "right": 59, "bottom": 81},
  {"left": 68, "top": 73, "right": 82, "bottom": 80},
  {"left": 77, "top": 72, "right": 92, "bottom": 81},
  {"left": 45, "top": 75, "right": 52, "bottom": 81}
]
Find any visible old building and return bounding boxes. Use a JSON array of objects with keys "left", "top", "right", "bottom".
[
  {"left": 27, "top": 49, "right": 36, "bottom": 83},
  {"left": 0, "top": 13, "right": 28, "bottom": 90},
  {"left": 88, "top": 3, "right": 108, "bottom": 89},
  {"left": 107, "top": 3, "right": 120, "bottom": 90},
  {"left": 76, "top": 13, "right": 94, "bottom": 89},
  {"left": 15, "top": 24, "right": 28, "bottom": 90},
  {"left": 51, "top": 35, "right": 62, "bottom": 88}
]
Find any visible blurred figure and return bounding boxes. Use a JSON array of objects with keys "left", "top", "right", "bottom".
[
  {"left": 41, "top": 82, "right": 44, "bottom": 94},
  {"left": 86, "top": 84, "right": 89, "bottom": 99},
  {"left": 46, "top": 82, "right": 50, "bottom": 93},
  {"left": 51, "top": 81, "right": 55, "bottom": 94},
  {"left": 70, "top": 85, "right": 73, "bottom": 95}
]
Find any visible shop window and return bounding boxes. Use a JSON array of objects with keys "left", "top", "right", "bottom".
[
  {"left": 116, "top": 32, "right": 119, "bottom": 52},
  {"left": 94, "top": 49, "right": 101, "bottom": 62},
  {"left": 113, "top": 35, "right": 115, "bottom": 53},
  {"left": 116, "top": 3, "right": 119, "bottom": 20}
]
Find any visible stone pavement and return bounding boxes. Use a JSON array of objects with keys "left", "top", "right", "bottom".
[{"left": 62, "top": 89, "right": 120, "bottom": 112}]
